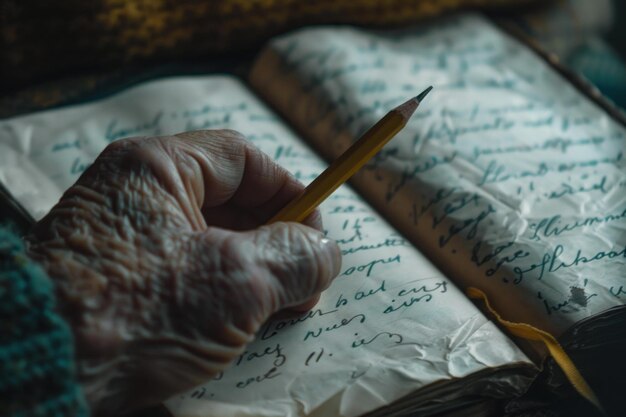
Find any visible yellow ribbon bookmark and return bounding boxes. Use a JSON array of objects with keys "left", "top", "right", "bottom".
[{"left": 466, "top": 287, "right": 603, "bottom": 413}]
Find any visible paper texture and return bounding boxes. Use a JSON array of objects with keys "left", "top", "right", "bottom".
[
  {"left": 251, "top": 14, "right": 626, "bottom": 337},
  {"left": 0, "top": 76, "right": 530, "bottom": 416}
]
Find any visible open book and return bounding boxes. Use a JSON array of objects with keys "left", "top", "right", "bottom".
[{"left": 1, "top": 14, "right": 624, "bottom": 417}]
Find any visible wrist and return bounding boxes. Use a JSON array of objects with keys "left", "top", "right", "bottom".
[
  {"left": 0, "top": 227, "right": 89, "bottom": 417},
  {"left": 25, "top": 233, "right": 132, "bottom": 415}
]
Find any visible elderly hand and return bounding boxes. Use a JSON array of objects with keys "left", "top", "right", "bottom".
[{"left": 26, "top": 130, "right": 341, "bottom": 416}]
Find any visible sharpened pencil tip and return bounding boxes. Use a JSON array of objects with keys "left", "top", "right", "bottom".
[{"left": 415, "top": 86, "right": 433, "bottom": 102}]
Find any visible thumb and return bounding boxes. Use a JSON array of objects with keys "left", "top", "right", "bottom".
[
  {"left": 247, "top": 222, "right": 342, "bottom": 311},
  {"left": 189, "top": 222, "right": 341, "bottom": 333}
]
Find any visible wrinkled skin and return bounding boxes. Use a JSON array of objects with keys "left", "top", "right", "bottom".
[{"left": 26, "top": 130, "right": 342, "bottom": 416}]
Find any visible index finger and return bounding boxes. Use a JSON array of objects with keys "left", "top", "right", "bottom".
[{"left": 172, "top": 130, "right": 323, "bottom": 230}]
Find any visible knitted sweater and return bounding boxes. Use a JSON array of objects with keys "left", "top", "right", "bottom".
[{"left": 0, "top": 227, "right": 87, "bottom": 417}]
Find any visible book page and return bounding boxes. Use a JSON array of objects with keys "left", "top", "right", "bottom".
[
  {"left": 0, "top": 76, "right": 531, "bottom": 416},
  {"left": 250, "top": 14, "right": 626, "bottom": 337}
]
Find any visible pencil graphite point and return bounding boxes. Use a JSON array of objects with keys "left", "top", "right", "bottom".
[
  {"left": 415, "top": 86, "right": 433, "bottom": 103},
  {"left": 268, "top": 88, "right": 432, "bottom": 224}
]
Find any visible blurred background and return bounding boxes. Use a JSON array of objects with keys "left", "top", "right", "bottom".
[
  {"left": 508, "top": 0, "right": 626, "bottom": 110},
  {"left": 1, "top": 0, "right": 625, "bottom": 117}
]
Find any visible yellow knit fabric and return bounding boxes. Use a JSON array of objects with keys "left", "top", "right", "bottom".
[{"left": 1, "top": 0, "right": 536, "bottom": 86}]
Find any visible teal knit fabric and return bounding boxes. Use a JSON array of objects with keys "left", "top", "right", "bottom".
[{"left": 0, "top": 227, "right": 87, "bottom": 417}]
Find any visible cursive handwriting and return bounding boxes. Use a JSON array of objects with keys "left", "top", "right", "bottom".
[
  {"left": 351, "top": 331, "right": 404, "bottom": 348},
  {"left": 513, "top": 245, "right": 626, "bottom": 284},
  {"left": 341, "top": 254, "right": 401, "bottom": 277},
  {"left": 303, "top": 314, "right": 366, "bottom": 341},
  {"left": 105, "top": 111, "right": 162, "bottom": 142},
  {"left": 236, "top": 343, "right": 286, "bottom": 368},
  {"left": 261, "top": 308, "right": 338, "bottom": 340},
  {"left": 529, "top": 208, "right": 626, "bottom": 240}
]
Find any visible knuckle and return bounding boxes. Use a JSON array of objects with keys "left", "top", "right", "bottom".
[
  {"left": 216, "top": 129, "right": 247, "bottom": 142},
  {"left": 175, "top": 129, "right": 247, "bottom": 145},
  {"left": 260, "top": 224, "right": 326, "bottom": 297},
  {"left": 219, "top": 232, "right": 267, "bottom": 295},
  {"left": 83, "top": 137, "right": 169, "bottom": 195},
  {"left": 217, "top": 234, "right": 273, "bottom": 309},
  {"left": 101, "top": 137, "right": 163, "bottom": 168},
  {"left": 102, "top": 136, "right": 143, "bottom": 156},
  {"left": 175, "top": 129, "right": 251, "bottom": 161},
  {"left": 213, "top": 130, "right": 251, "bottom": 157}
]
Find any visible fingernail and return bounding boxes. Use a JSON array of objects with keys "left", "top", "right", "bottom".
[{"left": 320, "top": 237, "right": 342, "bottom": 278}]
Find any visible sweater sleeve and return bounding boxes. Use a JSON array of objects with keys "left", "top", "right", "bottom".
[{"left": 0, "top": 227, "right": 88, "bottom": 417}]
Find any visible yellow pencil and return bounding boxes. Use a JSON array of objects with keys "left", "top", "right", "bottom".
[{"left": 268, "top": 86, "right": 433, "bottom": 224}]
